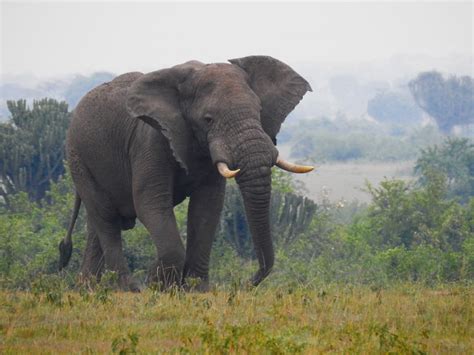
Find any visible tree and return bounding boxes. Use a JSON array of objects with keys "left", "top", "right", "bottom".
[
  {"left": 367, "top": 90, "right": 422, "bottom": 125},
  {"left": 415, "top": 138, "right": 474, "bottom": 203},
  {"left": 409, "top": 71, "right": 474, "bottom": 134},
  {"left": 0, "top": 99, "right": 71, "bottom": 204}
]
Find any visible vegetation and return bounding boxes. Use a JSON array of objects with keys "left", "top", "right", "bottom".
[
  {"left": 409, "top": 71, "right": 474, "bottom": 134},
  {"left": 0, "top": 99, "right": 70, "bottom": 204}
]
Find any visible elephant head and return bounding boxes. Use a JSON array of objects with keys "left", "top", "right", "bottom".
[{"left": 126, "top": 55, "right": 313, "bottom": 285}]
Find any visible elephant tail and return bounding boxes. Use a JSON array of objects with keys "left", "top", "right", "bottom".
[{"left": 59, "top": 192, "right": 81, "bottom": 270}]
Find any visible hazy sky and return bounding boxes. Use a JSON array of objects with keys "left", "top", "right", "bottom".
[{"left": 1, "top": 1, "right": 472, "bottom": 78}]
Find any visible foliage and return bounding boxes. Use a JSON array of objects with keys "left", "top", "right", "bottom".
[
  {"left": 274, "top": 145, "right": 473, "bottom": 285},
  {"left": 415, "top": 137, "right": 474, "bottom": 202},
  {"left": 409, "top": 71, "right": 474, "bottom": 133},
  {"left": 0, "top": 171, "right": 86, "bottom": 289},
  {"left": 367, "top": 89, "right": 422, "bottom": 125},
  {"left": 0, "top": 98, "right": 71, "bottom": 204}
]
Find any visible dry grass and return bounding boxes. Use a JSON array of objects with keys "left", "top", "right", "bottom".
[{"left": 1, "top": 284, "right": 473, "bottom": 354}]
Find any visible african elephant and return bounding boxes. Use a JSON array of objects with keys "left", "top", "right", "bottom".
[{"left": 58, "top": 55, "right": 313, "bottom": 291}]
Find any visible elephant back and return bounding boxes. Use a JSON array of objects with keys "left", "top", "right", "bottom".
[{"left": 109, "top": 72, "right": 144, "bottom": 86}]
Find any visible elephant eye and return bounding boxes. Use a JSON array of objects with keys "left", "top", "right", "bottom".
[{"left": 203, "top": 114, "right": 213, "bottom": 125}]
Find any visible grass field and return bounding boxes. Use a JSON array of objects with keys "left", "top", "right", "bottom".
[
  {"left": 295, "top": 161, "right": 415, "bottom": 203},
  {"left": 1, "top": 284, "right": 472, "bottom": 354},
  {"left": 277, "top": 144, "right": 415, "bottom": 203}
]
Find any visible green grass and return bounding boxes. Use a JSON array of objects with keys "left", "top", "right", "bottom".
[{"left": 1, "top": 284, "right": 473, "bottom": 353}]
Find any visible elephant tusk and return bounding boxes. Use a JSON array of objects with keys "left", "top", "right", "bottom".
[
  {"left": 275, "top": 156, "right": 314, "bottom": 174},
  {"left": 217, "top": 162, "right": 240, "bottom": 179}
]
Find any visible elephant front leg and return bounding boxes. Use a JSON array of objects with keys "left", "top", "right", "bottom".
[
  {"left": 133, "top": 155, "right": 187, "bottom": 290},
  {"left": 138, "top": 207, "right": 186, "bottom": 289},
  {"left": 183, "top": 173, "right": 226, "bottom": 291}
]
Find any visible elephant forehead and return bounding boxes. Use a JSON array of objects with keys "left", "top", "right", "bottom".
[{"left": 200, "top": 63, "right": 247, "bottom": 83}]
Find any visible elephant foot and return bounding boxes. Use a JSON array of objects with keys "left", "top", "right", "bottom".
[
  {"left": 127, "top": 278, "right": 141, "bottom": 293},
  {"left": 117, "top": 273, "right": 141, "bottom": 293},
  {"left": 147, "top": 259, "right": 183, "bottom": 291},
  {"left": 251, "top": 267, "right": 273, "bottom": 287},
  {"left": 183, "top": 276, "right": 209, "bottom": 292}
]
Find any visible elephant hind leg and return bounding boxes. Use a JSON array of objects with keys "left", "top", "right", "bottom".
[
  {"left": 70, "top": 163, "right": 139, "bottom": 292},
  {"left": 94, "top": 218, "right": 140, "bottom": 292},
  {"left": 82, "top": 211, "right": 140, "bottom": 292},
  {"left": 80, "top": 220, "right": 105, "bottom": 285}
]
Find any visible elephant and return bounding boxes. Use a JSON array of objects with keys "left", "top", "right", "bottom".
[{"left": 58, "top": 55, "right": 313, "bottom": 292}]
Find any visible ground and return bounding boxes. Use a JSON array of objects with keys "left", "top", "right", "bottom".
[{"left": 1, "top": 285, "right": 472, "bottom": 353}]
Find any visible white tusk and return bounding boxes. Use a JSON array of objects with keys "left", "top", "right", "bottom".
[
  {"left": 217, "top": 162, "right": 240, "bottom": 179},
  {"left": 275, "top": 156, "right": 314, "bottom": 174}
]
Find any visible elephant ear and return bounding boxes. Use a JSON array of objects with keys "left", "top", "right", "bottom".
[
  {"left": 229, "top": 56, "right": 312, "bottom": 144},
  {"left": 126, "top": 61, "right": 202, "bottom": 173}
]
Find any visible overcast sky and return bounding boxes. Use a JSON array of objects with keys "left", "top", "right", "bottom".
[{"left": 1, "top": 1, "right": 472, "bottom": 78}]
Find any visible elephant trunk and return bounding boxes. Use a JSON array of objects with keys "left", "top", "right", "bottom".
[
  {"left": 209, "top": 106, "right": 278, "bottom": 285},
  {"left": 239, "top": 175, "right": 274, "bottom": 285},
  {"left": 234, "top": 129, "right": 275, "bottom": 285}
]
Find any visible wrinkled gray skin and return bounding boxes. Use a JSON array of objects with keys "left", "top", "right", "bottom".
[{"left": 59, "top": 56, "right": 311, "bottom": 292}]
